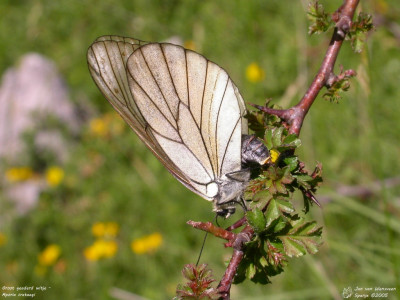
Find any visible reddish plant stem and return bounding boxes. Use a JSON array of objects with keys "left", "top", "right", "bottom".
[
  {"left": 254, "top": 0, "right": 360, "bottom": 135},
  {"left": 225, "top": 216, "right": 247, "bottom": 231},
  {"left": 187, "top": 221, "right": 236, "bottom": 241},
  {"left": 217, "top": 226, "right": 253, "bottom": 299},
  {"left": 217, "top": 250, "right": 244, "bottom": 299}
]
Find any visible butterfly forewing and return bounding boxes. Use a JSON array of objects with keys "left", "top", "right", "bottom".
[{"left": 87, "top": 35, "right": 248, "bottom": 203}]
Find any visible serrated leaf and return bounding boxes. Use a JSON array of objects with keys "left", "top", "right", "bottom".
[
  {"left": 352, "top": 31, "right": 365, "bottom": 53},
  {"left": 293, "top": 221, "right": 320, "bottom": 235},
  {"left": 282, "top": 133, "right": 297, "bottom": 144},
  {"left": 249, "top": 190, "right": 272, "bottom": 210},
  {"left": 348, "top": 12, "right": 373, "bottom": 53},
  {"left": 246, "top": 262, "right": 256, "bottom": 280},
  {"left": 278, "top": 221, "right": 322, "bottom": 257},
  {"left": 265, "top": 199, "right": 280, "bottom": 228},
  {"left": 252, "top": 190, "right": 271, "bottom": 203},
  {"left": 264, "top": 129, "right": 273, "bottom": 149},
  {"left": 281, "top": 167, "right": 294, "bottom": 184},
  {"left": 279, "top": 237, "right": 307, "bottom": 257},
  {"left": 247, "top": 208, "right": 267, "bottom": 233},
  {"left": 275, "top": 198, "right": 295, "bottom": 214},
  {"left": 274, "top": 181, "right": 284, "bottom": 194},
  {"left": 282, "top": 134, "right": 302, "bottom": 148},
  {"left": 283, "top": 156, "right": 298, "bottom": 172},
  {"left": 295, "top": 174, "right": 313, "bottom": 182},
  {"left": 272, "top": 127, "right": 284, "bottom": 147},
  {"left": 307, "top": 1, "right": 333, "bottom": 35},
  {"left": 273, "top": 218, "right": 287, "bottom": 233},
  {"left": 259, "top": 256, "right": 269, "bottom": 268},
  {"left": 265, "top": 198, "right": 294, "bottom": 229},
  {"left": 294, "top": 174, "right": 313, "bottom": 189}
]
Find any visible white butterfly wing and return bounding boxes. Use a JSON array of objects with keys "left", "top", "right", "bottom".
[
  {"left": 87, "top": 36, "right": 194, "bottom": 196},
  {"left": 88, "top": 36, "right": 248, "bottom": 201},
  {"left": 87, "top": 36, "right": 148, "bottom": 133}
]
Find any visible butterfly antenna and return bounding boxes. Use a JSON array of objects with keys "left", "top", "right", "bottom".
[{"left": 196, "top": 232, "right": 208, "bottom": 266}]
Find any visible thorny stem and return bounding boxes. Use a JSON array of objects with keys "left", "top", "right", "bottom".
[
  {"left": 186, "top": 1, "right": 361, "bottom": 299},
  {"left": 252, "top": 0, "right": 360, "bottom": 135}
]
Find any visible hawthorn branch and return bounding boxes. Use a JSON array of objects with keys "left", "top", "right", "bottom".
[
  {"left": 252, "top": 0, "right": 360, "bottom": 135},
  {"left": 184, "top": 1, "right": 362, "bottom": 299},
  {"left": 217, "top": 226, "right": 253, "bottom": 299}
]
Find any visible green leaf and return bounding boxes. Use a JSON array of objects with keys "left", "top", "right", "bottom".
[
  {"left": 278, "top": 220, "right": 322, "bottom": 257},
  {"left": 273, "top": 217, "right": 287, "bottom": 233},
  {"left": 275, "top": 181, "right": 287, "bottom": 194},
  {"left": 247, "top": 208, "right": 267, "bottom": 233},
  {"left": 247, "top": 111, "right": 267, "bottom": 137},
  {"left": 248, "top": 190, "right": 272, "bottom": 210},
  {"left": 275, "top": 198, "right": 295, "bottom": 214},
  {"left": 283, "top": 156, "right": 298, "bottom": 172},
  {"left": 294, "top": 174, "right": 313, "bottom": 189},
  {"left": 264, "top": 129, "right": 273, "bottom": 149},
  {"left": 307, "top": 0, "right": 333, "bottom": 35},
  {"left": 272, "top": 127, "right": 284, "bottom": 147},
  {"left": 348, "top": 12, "right": 374, "bottom": 53},
  {"left": 246, "top": 262, "right": 256, "bottom": 280},
  {"left": 279, "top": 237, "right": 307, "bottom": 257},
  {"left": 281, "top": 134, "right": 302, "bottom": 149},
  {"left": 352, "top": 30, "right": 365, "bottom": 53},
  {"left": 282, "top": 133, "right": 297, "bottom": 144},
  {"left": 265, "top": 198, "right": 280, "bottom": 228},
  {"left": 295, "top": 174, "right": 313, "bottom": 182},
  {"left": 265, "top": 198, "right": 294, "bottom": 229}
]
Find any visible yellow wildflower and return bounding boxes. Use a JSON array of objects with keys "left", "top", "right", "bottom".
[
  {"left": 246, "top": 62, "right": 265, "bottom": 83},
  {"left": 89, "top": 113, "right": 125, "bottom": 138},
  {"left": 104, "top": 222, "right": 119, "bottom": 237},
  {"left": 83, "top": 244, "right": 101, "bottom": 261},
  {"left": 184, "top": 40, "right": 196, "bottom": 51},
  {"left": 91, "top": 222, "right": 119, "bottom": 238},
  {"left": 102, "top": 240, "right": 118, "bottom": 257},
  {"left": 38, "top": 244, "right": 61, "bottom": 266},
  {"left": 270, "top": 149, "right": 280, "bottom": 163},
  {"left": 5, "top": 167, "right": 34, "bottom": 182},
  {"left": 131, "top": 232, "right": 162, "bottom": 255},
  {"left": 84, "top": 239, "right": 118, "bottom": 261},
  {"left": 45, "top": 166, "right": 64, "bottom": 186},
  {"left": 0, "top": 232, "right": 7, "bottom": 247},
  {"left": 91, "top": 222, "right": 106, "bottom": 238},
  {"left": 89, "top": 117, "right": 107, "bottom": 137}
]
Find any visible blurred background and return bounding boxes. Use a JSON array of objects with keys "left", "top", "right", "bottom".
[{"left": 0, "top": 0, "right": 399, "bottom": 299}]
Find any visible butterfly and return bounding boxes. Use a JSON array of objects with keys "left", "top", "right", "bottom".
[{"left": 87, "top": 35, "right": 270, "bottom": 217}]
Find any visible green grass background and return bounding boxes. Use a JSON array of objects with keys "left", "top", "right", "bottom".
[{"left": 1, "top": 0, "right": 400, "bottom": 299}]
